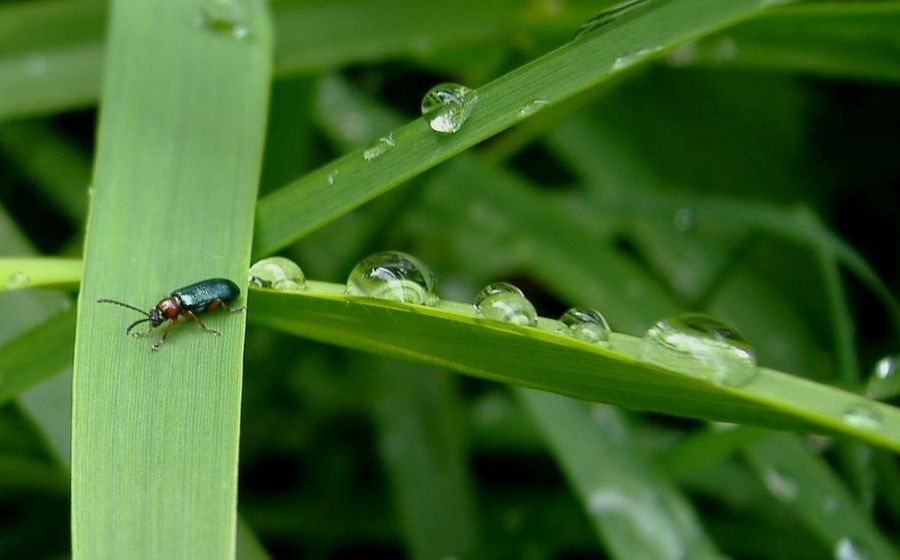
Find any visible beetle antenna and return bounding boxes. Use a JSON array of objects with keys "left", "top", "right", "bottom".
[
  {"left": 97, "top": 298, "right": 151, "bottom": 317},
  {"left": 125, "top": 317, "right": 152, "bottom": 335}
]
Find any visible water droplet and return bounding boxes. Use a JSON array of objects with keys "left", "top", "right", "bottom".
[
  {"left": 23, "top": 53, "right": 48, "bottom": 77},
  {"left": 715, "top": 37, "right": 738, "bottom": 60},
  {"left": 575, "top": 0, "right": 649, "bottom": 39},
  {"left": 674, "top": 207, "right": 696, "bottom": 232},
  {"left": 420, "top": 83, "right": 478, "bottom": 134},
  {"left": 842, "top": 403, "right": 882, "bottom": 431},
  {"left": 834, "top": 537, "right": 869, "bottom": 560},
  {"left": 763, "top": 467, "right": 798, "bottom": 502},
  {"left": 642, "top": 313, "right": 758, "bottom": 387},
  {"left": 558, "top": 307, "right": 611, "bottom": 347},
  {"left": 518, "top": 99, "right": 549, "bottom": 117},
  {"left": 327, "top": 170, "right": 339, "bottom": 186},
  {"left": 667, "top": 42, "right": 698, "bottom": 67},
  {"left": 866, "top": 355, "right": 900, "bottom": 401},
  {"left": 363, "top": 133, "right": 395, "bottom": 161},
  {"left": 612, "top": 47, "right": 662, "bottom": 71},
  {"left": 248, "top": 257, "right": 306, "bottom": 291},
  {"left": 822, "top": 495, "right": 839, "bottom": 514},
  {"left": 5, "top": 272, "right": 30, "bottom": 289},
  {"left": 474, "top": 282, "right": 537, "bottom": 327},
  {"left": 197, "top": 0, "right": 251, "bottom": 40},
  {"left": 346, "top": 251, "right": 437, "bottom": 305}
]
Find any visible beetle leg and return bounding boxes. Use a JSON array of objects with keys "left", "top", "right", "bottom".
[
  {"left": 184, "top": 311, "right": 220, "bottom": 336},
  {"left": 206, "top": 299, "right": 244, "bottom": 314},
  {"left": 151, "top": 321, "right": 177, "bottom": 351}
]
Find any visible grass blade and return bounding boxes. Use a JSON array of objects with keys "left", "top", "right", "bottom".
[
  {"left": 71, "top": 1, "right": 271, "bottom": 557},
  {"left": 247, "top": 285, "right": 900, "bottom": 452},
  {"left": 253, "top": 0, "right": 790, "bottom": 255}
]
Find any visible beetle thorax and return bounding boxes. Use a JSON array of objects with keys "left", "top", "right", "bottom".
[{"left": 156, "top": 297, "right": 182, "bottom": 322}]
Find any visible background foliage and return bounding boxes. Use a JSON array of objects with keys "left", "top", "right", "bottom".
[{"left": 1, "top": 0, "right": 899, "bottom": 558}]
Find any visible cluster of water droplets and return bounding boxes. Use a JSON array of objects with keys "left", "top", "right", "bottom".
[{"left": 245, "top": 251, "right": 898, "bottom": 427}]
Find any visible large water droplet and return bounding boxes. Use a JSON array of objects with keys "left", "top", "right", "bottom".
[
  {"left": 474, "top": 282, "right": 537, "bottom": 327},
  {"left": 327, "top": 170, "right": 339, "bottom": 186},
  {"left": 420, "top": 83, "right": 478, "bottom": 134},
  {"left": 834, "top": 537, "right": 869, "bottom": 560},
  {"left": 841, "top": 403, "right": 882, "bottom": 431},
  {"left": 865, "top": 355, "right": 900, "bottom": 401},
  {"left": 248, "top": 257, "right": 306, "bottom": 291},
  {"left": 346, "top": 251, "right": 437, "bottom": 305},
  {"left": 363, "top": 133, "right": 395, "bottom": 161},
  {"left": 642, "top": 313, "right": 757, "bottom": 387},
  {"left": 5, "top": 272, "right": 30, "bottom": 289},
  {"left": 559, "top": 307, "right": 611, "bottom": 347},
  {"left": 197, "top": 0, "right": 251, "bottom": 39}
]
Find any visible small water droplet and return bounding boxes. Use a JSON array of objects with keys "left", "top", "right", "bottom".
[
  {"left": 612, "top": 47, "right": 662, "bottom": 71},
  {"left": 574, "top": 0, "right": 649, "bottom": 39},
  {"left": 866, "top": 355, "right": 900, "bottom": 400},
  {"left": 518, "top": 99, "right": 550, "bottom": 117},
  {"left": 674, "top": 207, "right": 696, "bottom": 232},
  {"left": 715, "top": 37, "right": 738, "bottom": 60},
  {"left": 842, "top": 403, "right": 883, "bottom": 431},
  {"left": 363, "top": 133, "right": 395, "bottom": 161},
  {"left": 327, "top": 170, "right": 339, "bottom": 186},
  {"left": 248, "top": 257, "right": 306, "bottom": 291},
  {"left": 667, "top": 41, "right": 698, "bottom": 67},
  {"left": 763, "top": 467, "right": 798, "bottom": 502},
  {"left": 5, "top": 272, "right": 30, "bottom": 289},
  {"left": 834, "top": 537, "right": 869, "bottom": 560},
  {"left": 420, "top": 83, "right": 478, "bottom": 134},
  {"left": 346, "top": 251, "right": 437, "bottom": 305},
  {"left": 558, "top": 307, "right": 611, "bottom": 347},
  {"left": 23, "top": 53, "right": 48, "bottom": 77},
  {"left": 642, "top": 313, "right": 758, "bottom": 387},
  {"left": 197, "top": 0, "right": 251, "bottom": 40},
  {"left": 474, "top": 282, "right": 537, "bottom": 327}
]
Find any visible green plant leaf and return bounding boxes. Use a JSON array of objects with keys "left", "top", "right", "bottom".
[
  {"left": 0, "top": 258, "right": 82, "bottom": 292},
  {"left": 677, "top": 2, "right": 900, "bottom": 83},
  {"left": 70, "top": 1, "right": 272, "bottom": 558},
  {"left": 253, "top": 0, "right": 792, "bottom": 255},
  {"left": 247, "top": 285, "right": 900, "bottom": 452}
]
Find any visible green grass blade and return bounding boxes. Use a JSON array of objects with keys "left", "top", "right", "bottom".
[
  {"left": 745, "top": 434, "right": 898, "bottom": 559},
  {"left": 247, "top": 285, "right": 900, "bottom": 452},
  {"left": 678, "top": 2, "right": 900, "bottom": 83},
  {"left": 0, "top": 308, "right": 75, "bottom": 405},
  {"left": 253, "top": 0, "right": 789, "bottom": 255},
  {"left": 71, "top": 1, "right": 272, "bottom": 558},
  {"left": 0, "top": 0, "right": 106, "bottom": 120},
  {"left": 369, "top": 361, "right": 481, "bottom": 559},
  {"left": 518, "top": 391, "right": 721, "bottom": 559},
  {"left": 0, "top": 258, "right": 82, "bottom": 291}
]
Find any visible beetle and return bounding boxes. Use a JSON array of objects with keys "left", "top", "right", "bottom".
[{"left": 97, "top": 278, "right": 243, "bottom": 351}]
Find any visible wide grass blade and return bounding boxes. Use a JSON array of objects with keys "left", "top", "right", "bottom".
[{"left": 71, "top": 1, "right": 271, "bottom": 558}]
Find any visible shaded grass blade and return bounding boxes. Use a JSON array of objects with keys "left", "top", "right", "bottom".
[
  {"left": 71, "top": 1, "right": 272, "bottom": 558},
  {"left": 519, "top": 391, "right": 722, "bottom": 559}
]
